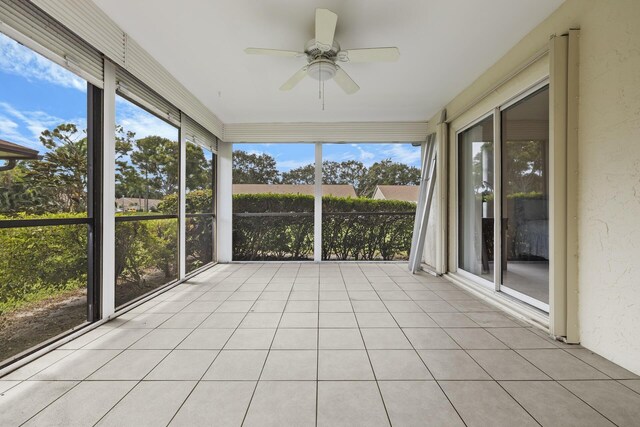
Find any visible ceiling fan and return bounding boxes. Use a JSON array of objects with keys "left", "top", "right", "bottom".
[{"left": 245, "top": 8, "right": 400, "bottom": 95}]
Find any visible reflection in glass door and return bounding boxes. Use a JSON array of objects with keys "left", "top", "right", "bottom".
[
  {"left": 458, "top": 115, "right": 494, "bottom": 283},
  {"left": 500, "top": 87, "right": 550, "bottom": 308}
]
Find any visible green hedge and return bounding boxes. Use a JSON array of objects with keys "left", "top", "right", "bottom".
[
  {"left": 232, "top": 193, "right": 416, "bottom": 261},
  {"left": 0, "top": 213, "right": 87, "bottom": 313},
  {"left": 159, "top": 190, "right": 214, "bottom": 272},
  {"left": 157, "top": 189, "right": 212, "bottom": 214},
  {"left": 114, "top": 218, "right": 178, "bottom": 285},
  {"left": 0, "top": 212, "right": 181, "bottom": 314},
  {"left": 322, "top": 196, "right": 416, "bottom": 261},
  {"left": 233, "top": 193, "right": 314, "bottom": 260}
]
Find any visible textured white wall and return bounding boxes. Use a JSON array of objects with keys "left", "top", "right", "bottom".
[{"left": 574, "top": 0, "right": 640, "bottom": 374}]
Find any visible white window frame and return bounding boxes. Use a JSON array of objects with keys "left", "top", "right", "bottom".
[
  {"left": 453, "top": 110, "right": 496, "bottom": 291},
  {"left": 451, "top": 78, "right": 551, "bottom": 314},
  {"left": 497, "top": 79, "right": 551, "bottom": 313}
]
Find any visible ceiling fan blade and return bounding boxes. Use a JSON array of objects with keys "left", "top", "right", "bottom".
[
  {"left": 334, "top": 67, "right": 359, "bottom": 95},
  {"left": 245, "top": 48, "right": 304, "bottom": 57},
  {"left": 280, "top": 66, "right": 309, "bottom": 91},
  {"left": 315, "top": 8, "right": 338, "bottom": 51},
  {"left": 338, "top": 47, "right": 400, "bottom": 63}
]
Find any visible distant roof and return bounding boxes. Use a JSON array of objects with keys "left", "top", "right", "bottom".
[
  {"left": 116, "top": 197, "right": 162, "bottom": 209},
  {"left": 233, "top": 184, "right": 357, "bottom": 198},
  {"left": 375, "top": 185, "right": 420, "bottom": 202},
  {"left": 0, "top": 139, "right": 39, "bottom": 160}
]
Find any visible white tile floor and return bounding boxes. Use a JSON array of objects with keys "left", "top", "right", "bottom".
[{"left": 1, "top": 262, "right": 640, "bottom": 426}]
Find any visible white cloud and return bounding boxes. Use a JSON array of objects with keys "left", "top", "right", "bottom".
[
  {"left": 381, "top": 144, "right": 422, "bottom": 166},
  {"left": 0, "top": 33, "right": 85, "bottom": 91},
  {"left": 278, "top": 158, "right": 314, "bottom": 171},
  {"left": 0, "top": 102, "right": 85, "bottom": 151},
  {"left": 355, "top": 145, "right": 375, "bottom": 162},
  {"left": 323, "top": 152, "right": 350, "bottom": 162},
  {"left": 0, "top": 114, "right": 34, "bottom": 148},
  {"left": 116, "top": 97, "right": 178, "bottom": 140}
]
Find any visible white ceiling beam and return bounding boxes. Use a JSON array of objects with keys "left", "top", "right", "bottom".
[{"left": 223, "top": 121, "right": 428, "bottom": 143}]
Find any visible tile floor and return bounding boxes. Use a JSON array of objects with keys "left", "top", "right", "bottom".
[{"left": 1, "top": 263, "right": 639, "bottom": 426}]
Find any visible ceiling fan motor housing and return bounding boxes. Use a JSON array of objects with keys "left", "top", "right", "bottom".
[{"left": 305, "top": 39, "right": 340, "bottom": 59}]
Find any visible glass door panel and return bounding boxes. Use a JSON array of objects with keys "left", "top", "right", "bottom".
[
  {"left": 500, "top": 87, "right": 550, "bottom": 308},
  {"left": 458, "top": 115, "right": 494, "bottom": 283}
]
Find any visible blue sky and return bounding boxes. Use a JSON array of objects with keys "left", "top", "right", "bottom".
[
  {"left": 0, "top": 32, "right": 176, "bottom": 154},
  {"left": 0, "top": 31, "right": 419, "bottom": 170},
  {"left": 0, "top": 33, "right": 86, "bottom": 151},
  {"left": 234, "top": 143, "right": 421, "bottom": 172}
]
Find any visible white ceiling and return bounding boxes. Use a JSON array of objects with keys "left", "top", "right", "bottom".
[{"left": 91, "top": 0, "right": 563, "bottom": 124}]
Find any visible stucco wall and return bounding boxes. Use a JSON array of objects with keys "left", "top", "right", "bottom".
[
  {"left": 575, "top": 0, "right": 640, "bottom": 374},
  {"left": 429, "top": 0, "right": 640, "bottom": 373}
]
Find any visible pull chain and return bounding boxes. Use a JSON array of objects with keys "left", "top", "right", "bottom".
[
  {"left": 318, "top": 61, "right": 322, "bottom": 100},
  {"left": 317, "top": 61, "right": 326, "bottom": 110}
]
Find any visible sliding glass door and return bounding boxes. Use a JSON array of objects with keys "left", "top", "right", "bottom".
[
  {"left": 457, "top": 85, "right": 550, "bottom": 311},
  {"left": 500, "top": 86, "right": 550, "bottom": 308},
  {"left": 458, "top": 115, "right": 494, "bottom": 284}
]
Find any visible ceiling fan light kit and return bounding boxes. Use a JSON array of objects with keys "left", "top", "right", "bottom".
[
  {"left": 307, "top": 59, "right": 337, "bottom": 81},
  {"left": 245, "top": 8, "right": 399, "bottom": 107}
]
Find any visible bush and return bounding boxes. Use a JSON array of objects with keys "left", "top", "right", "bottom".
[
  {"left": 322, "top": 196, "right": 416, "bottom": 261},
  {"left": 1, "top": 212, "right": 180, "bottom": 314},
  {"left": 158, "top": 190, "right": 214, "bottom": 271},
  {"left": 233, "top": 193, "right": 314, "bottom": 260},
  {"left": 114, "top": 218, "right": 178, "bottom": 285},
  {"left": 186, "top": 216, "right": 214, "bottom": 271},
  {"left": 0, "top": 213, "right": 87, "bottom": 313},
  {"left": 232, "top": 193, "right": 416, "bottom": 261},
  {"left": 157, "top": 189, "right": 212, "bottom": 214}
]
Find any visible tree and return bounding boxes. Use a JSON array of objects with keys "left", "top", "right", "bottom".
[
  {"left": 325, "top": 160, "right": 367, "bottom": 195},
  {"left": 115, "top": 125, "right": 138, "bottom": 200},
  {"left": 358, "top": 159, "right": 420, "bottom": 198},
  {"left": 128, "top": 136, "right": 179, "bottom": 208},
  {"left": 185, "top": 143, "right": 211, "bottom": 191},
  {"left": 503, "top": 140, "right": 546, "bottom": 195},
  {"left": 15, "top": 124, "right": 88, "bottom": 213},
  {"left": 232, "top": 150, "right": 280, "bottom": 184},
  {"left": 281, "top": 164, "right": 314, "bottom": 184},
  {"left": 280, "top": 160, "right": 368, "bottom": 193},
  {"left": 320, "top": 161, "right": 340, "bottom": 184}
]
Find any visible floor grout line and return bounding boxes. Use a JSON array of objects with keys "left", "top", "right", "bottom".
[
  {"left": 14, "top": 286, "right": 219, "bottom": 427},
  {"left": 389, "top": 269, "right": 621, "bottom": 427},
  {"left": 163, "top": 275, "right": 250, "bottom": 426},
  {"left": 344, "top": 264, "right": 394, "bottom": 427},
  {"left": 92, "top": 268, "right": 246, "bottom": 427},
  {"left": 361, "top": 263, "right": 468, "bottom": 427},
  {"left": 239, "top": 263, "right": 299, "bottom": 427},
  {"left": 4, "top": 263, "right": 640, "bottom": 426}
]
